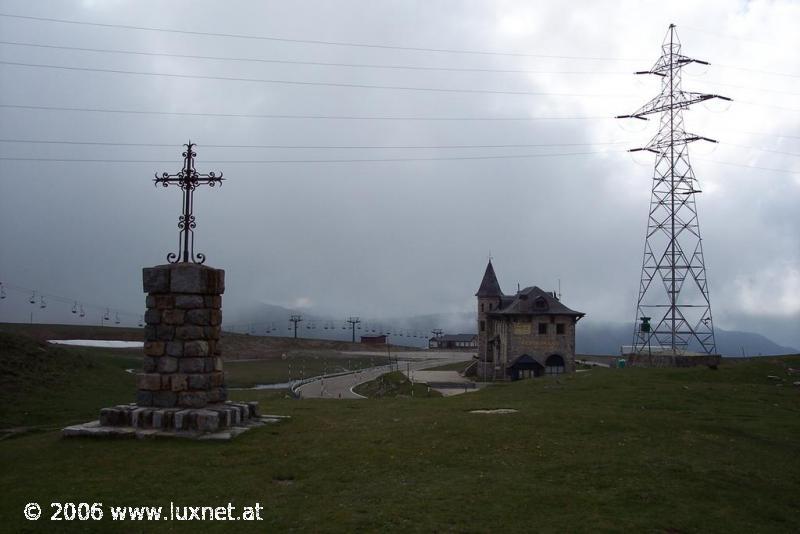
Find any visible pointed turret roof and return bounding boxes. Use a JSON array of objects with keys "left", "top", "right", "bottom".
[{"left": 476, "top": 260, "right": 503, "bottom": 297}]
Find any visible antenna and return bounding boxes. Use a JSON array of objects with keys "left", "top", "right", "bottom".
[{"left": 618, "top": 24, "right": 726, "bottom": 355}]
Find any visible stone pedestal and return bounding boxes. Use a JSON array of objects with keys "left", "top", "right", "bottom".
[
  {"left": 63, "top": 263, "right": 283, "bottom": 440},
  {"left": 138, "top": 263, "right": 226, "bottom": 408}
]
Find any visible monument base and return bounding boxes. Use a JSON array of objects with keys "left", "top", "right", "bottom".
[{"left": 62, "top": 401, "right": 288, "bottom": 441}]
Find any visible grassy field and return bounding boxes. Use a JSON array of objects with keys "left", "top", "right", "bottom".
[
  {"left": 1, "top": 329, "right": 799, "bottom": 532},
  {"left": 353, "top": 371, "right": 442, "bottom": 398},
  {"left": 0, "top": 332, "right": 141, "bottom": 430}
]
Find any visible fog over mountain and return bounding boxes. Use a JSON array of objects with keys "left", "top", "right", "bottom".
[
  {"left": 219, "top": 300, "right": 796, "bottom": 356},
  {"left": 0, "top": 1, "right": 797, "bottom": 351}
]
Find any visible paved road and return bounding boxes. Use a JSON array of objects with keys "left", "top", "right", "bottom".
[
  {"left": 295, "top": 351, "right": 473, "bottom": 399},
  {"left": 401, "top": 370, "right": 481, "bottom": 397}
]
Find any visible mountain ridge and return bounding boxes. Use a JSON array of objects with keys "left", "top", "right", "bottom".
[{"left": 225, "top": 302, "right": 797, "bottom": 356}]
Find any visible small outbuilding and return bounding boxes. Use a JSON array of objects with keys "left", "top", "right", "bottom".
[
  {"left": 428, "top": 334, "right": 478, "bottom": 350},
  {"left": 361, "top": 334, "right": 387, "bottom": 345}
]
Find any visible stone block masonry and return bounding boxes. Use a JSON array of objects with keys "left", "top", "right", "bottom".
[
  {"left": 63, "top": 262, "right": 287, "bottom": 440},
  {"left": 139, "top": 263, "right": 226, "bottom": 408}
]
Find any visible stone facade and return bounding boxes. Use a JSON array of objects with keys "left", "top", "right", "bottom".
[
  {"left": 499, "top": 317, "right": 577, "bottom": 368},
  {"left": 62, "top": 263, "right": 283, "bottom": 440},
  {"left": 138, "top": 263, "right": 226, "bottom": 408},
  {"left": 62, "top": 401, "right": 266, "bottom": 439},
  {"left": 475, "top": 260, "right": 585, "bottom": 381}
]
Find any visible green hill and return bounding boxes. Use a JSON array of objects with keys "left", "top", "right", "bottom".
[
  {"left": 1, "top": 329, "right": 798, "bottom": 532},
  {"left": 0, "top": 322, "right": 419, "bottom": 361}
]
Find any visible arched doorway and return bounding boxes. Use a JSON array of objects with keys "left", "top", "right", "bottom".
[
  {"left": 545, "top": 354, "right": 565, "bottom": 375},
  {"left": 507, "top": 354, "right": 544, "bottom": 380}
]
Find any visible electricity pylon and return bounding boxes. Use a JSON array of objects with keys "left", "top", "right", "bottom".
[{"left": 617, "top": 24, "right": 730, "bottom": 355}]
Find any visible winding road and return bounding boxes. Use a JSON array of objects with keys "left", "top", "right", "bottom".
[{"left": 295, "top": 350, "right": 473, "bottom": 399}]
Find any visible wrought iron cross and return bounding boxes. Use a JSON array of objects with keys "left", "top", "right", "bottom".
[{"left": 154, "top": 142, "right": 223, "bottom": 264}]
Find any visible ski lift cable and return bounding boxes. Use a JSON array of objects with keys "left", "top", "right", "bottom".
[{"left": 0, "top": 280, "right": 141, "bottom": 320}]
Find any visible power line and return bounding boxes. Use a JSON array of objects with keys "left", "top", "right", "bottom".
[
  {"left": 3, "top": 15, "right": 797, "bottom": 77},
  {"left": 3, "top": 138, "right": 796, "bottom": 157},
  {"left": 0, "top": 60, "right": 638, "bottom": 98},
  {"left": 0, "top": 138, "right": 629, "bottom": 149},
  {"left": 2, "top": 153, "right": 797, "bottom": 173},
  {"left": 1, "top": 104, "right": 796, "bottom": 140},
  {"left": 725, "top": 129, "right": 800, "bottom": 140},
  {"left": 713, "top": 64, "right": 800, "bottom": 79},
  {"left": 681, "top": 26, "right": 789, "bottom": 49},
  {"left": 736, "top": 100, "right": 800, "bottom": 113},
  {"left": 692, "top": 79, "right": 800, "bottom": 96},
  {"left": 721, "top": 142, "right": 800, "bottom": 158},
  {"left": 0, "top": 103, "right": 610, "bottom": 121},
  {"left": 0, "top": 12, "right": 645, "bottom": 61},
  {"left": 0, "top": 150, "right": 616, "bottom": 164},
  {"left": 0, "top": 40, "right": 634, "bottom": 76},
  {"left": 694, "top": 158, "right": 800, "bottom": 174},
  {"left": 682, "top": 27, "right": 800, "bottom": 78},
  {"left": 4, "top": 40, "right": 796, "bottom": 96}
]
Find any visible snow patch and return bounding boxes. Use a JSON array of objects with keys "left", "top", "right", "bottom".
[{"left": 48, "top": 339, "right": 143, "bottom": 348}]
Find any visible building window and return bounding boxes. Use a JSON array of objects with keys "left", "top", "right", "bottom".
[
  {"left": 489, "top": 303, "right": 493, "bottom": 310},
  {"left": 480, "top": 303, "right": 484, "bottom": 312},
  {"left": 556, "top": 323, "right": 565, "bottom": 335},
  {"left": 538, "top": 323, "right": 547, "bottom": 335},
  {"left": 480, "top": 321, "right": 485, "bottom": 332}
]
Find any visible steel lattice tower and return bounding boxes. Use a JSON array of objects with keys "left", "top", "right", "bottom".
[{"left": 618, "top": 24, "right": 730, "bottom": 355}]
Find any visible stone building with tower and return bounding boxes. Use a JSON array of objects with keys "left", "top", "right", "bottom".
[{"left": 475, "top": 260, "right": 585, "bottom": 381}]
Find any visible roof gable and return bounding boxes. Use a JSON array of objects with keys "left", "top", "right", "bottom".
[{"left": 491, "top": 286, "right": 585, "bottom": 317}]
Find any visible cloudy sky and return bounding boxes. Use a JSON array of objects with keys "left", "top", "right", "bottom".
[{"left": 0, "top": 0, "right": 797, "bottom": 347}]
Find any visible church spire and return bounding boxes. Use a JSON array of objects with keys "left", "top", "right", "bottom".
[{"left": 476, "top": 260, "right": 503, "bottom": 297}]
